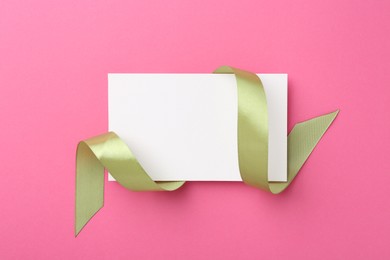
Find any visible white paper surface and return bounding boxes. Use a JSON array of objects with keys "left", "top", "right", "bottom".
[{"left": 108, "top": 74, "right": 287, "bottom": 182}]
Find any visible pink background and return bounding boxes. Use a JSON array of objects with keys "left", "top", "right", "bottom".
[{"left": 1, "top": 0, "right": 389, "bottom": 259}]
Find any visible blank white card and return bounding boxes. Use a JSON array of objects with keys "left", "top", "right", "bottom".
[{"left": 108, "top": 74, "right": 287, "bottom": 182}]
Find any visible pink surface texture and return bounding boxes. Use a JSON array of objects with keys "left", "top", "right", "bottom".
[{"left": 1, "top": 0, "right": 389, "bottom": 259}]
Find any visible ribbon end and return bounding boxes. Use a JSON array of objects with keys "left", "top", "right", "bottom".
[
  {"left": 271, "top": 109, "right": 340, "bottom": 194},
  {"left": 75, "top": 141, "right": 105, "bottom": 237},
  {"left": 75, "top": 204, "right": 104, "bottom": 237}
]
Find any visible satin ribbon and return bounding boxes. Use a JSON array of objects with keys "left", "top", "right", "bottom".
[{"left": 75, "top": 66, "right": 339, "bottom": 236}]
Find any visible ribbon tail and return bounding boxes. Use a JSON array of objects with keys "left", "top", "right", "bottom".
[
  {"left": 75, "top": 142, "right": 105, "bottom": 237},
  {"left": 75, "top": 132, "right": 185, "bottom": 236},
  {"left": 270, "top": 110, "right": 339, "bottom": 194}
]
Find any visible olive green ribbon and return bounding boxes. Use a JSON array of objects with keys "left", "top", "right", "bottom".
[{"left": 75, "top": 66, "right": 339, "bottom": 236}]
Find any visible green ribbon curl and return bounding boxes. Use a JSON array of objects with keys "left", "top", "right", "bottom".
[{"left": 75, "top": 66, "right": 339, "bottom": 236}]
